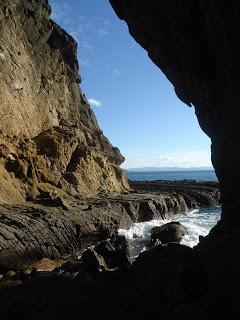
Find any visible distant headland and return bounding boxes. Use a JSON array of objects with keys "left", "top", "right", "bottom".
[{"left": 124, "top": 166, "right": 214, "bottom": 172}]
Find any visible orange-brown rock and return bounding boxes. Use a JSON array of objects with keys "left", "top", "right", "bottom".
[
  {"left": 24, "top": 258, "right": 65, "bottom": 275},
  {"left": 0, "top": 0, "right": 129, "bottom": 204}
]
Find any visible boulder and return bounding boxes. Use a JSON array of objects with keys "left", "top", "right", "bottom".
[
  {"left": 81, "top": 248, "right": 108, "bottom": 273},
  {"left": 133, "top": 243, "right": 207, "bottom": 302},
  {"left": 138, "top": 200, "right": 157, "bottom": 222},
  {"left": 111, "top": 235, "right": 131, "bottom": 268},
  {"left": 24, "top": 258, "right": 65, "bottom": 275},
  {"left": 36, "top": 191, "right": 71, "bottom": 210},
  {"left": 151, "top": 222, "right": 188, "bottom": 244},
  {"left": 95, "top": 235, "right": 131, "bottom": 270},
  {"left": 5, "top": 271, "right": 17, "bottom": 279}
]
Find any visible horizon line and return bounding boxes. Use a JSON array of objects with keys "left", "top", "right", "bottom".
[{"left": 122, "top": 166, "right": 214, "bottom": 171}]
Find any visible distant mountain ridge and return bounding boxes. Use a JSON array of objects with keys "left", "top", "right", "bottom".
[{"left": 125, "top": 166, "right": 214, "bottom": 172}]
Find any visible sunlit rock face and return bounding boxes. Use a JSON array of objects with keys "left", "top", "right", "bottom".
[
  {"left": 110, "top": 0, "right": 240, "bottom": 222},
  {"left": 0, "top": 0, "right": 129, "bottom": 203}
]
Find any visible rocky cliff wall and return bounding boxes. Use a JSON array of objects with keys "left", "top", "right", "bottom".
[{"left": 0, "top": 0, "right": 129, "bottom": 203}]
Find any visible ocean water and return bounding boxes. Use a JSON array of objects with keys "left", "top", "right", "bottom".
[
  {"left": 119, "top": 207, "right": 221, "bottom": 258},
  {"left": 120, "top": 170, "right": 220, "bottom": 258},
  {"left": 126, "top": 169, "right": 218, "bottom": 182}
]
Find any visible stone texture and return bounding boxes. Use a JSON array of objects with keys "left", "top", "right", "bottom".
[
  {"left": 109, "top": 0, "right": 240, "bottom": 316},
  {"left": 0, "top": 200, "right": 128, "bottom": 270},
  {"left": 151, "top": 221, "right": 188, "bottom": 244},
  {"left": 0, "top": 180, "right": 219, "bottom": 271},
  {"left": 0, "top": 0, "right": 234, "bottom": 317},
  {"left": 0, "top": 244, "right": 208, "bottom": 320},
  {"left": 133, "top": 244, "right": 207, "bottom": 303},
  {"left": 0, "top": 0, "right": 129, "bottom": 203},
  {"left": 130, "top": 180, "right": 220, "bottom": 209},
  {"left": 82, "top": 235, "right": 131, "bottom": 272},
  {"left": 110, "top": 0, "right": 236, "bottom": 219},
  {"left": 24, "top": 258, "right": 65, "bottom": 275},
  {"left": 81, "top": 248, "right": 108, "bottom": 273}
]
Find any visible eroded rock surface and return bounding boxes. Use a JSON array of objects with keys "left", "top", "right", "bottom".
[
  {"left": 151, "top": 221, "right": 188, "bottom": 244},
  {"left": 130, "top": 180, "right": 220, "bottom": 209},
  {"left": 0, "top": 199, "right": 130, "bottom": 270},
  {"left": 0, "top": 180, "right": 219, "bottom": 270},
  {"left": 0, "top": 0, "right": 228, "bottom": 318},
  {"left": 0, "top": 0, "right": 128, "bottom": 203},
  {"left": 109, "top": 0, "right": 237, "bottom": 220},
  {"left": 109, "top": 0, "right": 239, "bottom": 317}
]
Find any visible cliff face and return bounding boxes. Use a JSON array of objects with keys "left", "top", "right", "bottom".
[{"left": 0, "top": 0, "right": 129, "bottom": 203}]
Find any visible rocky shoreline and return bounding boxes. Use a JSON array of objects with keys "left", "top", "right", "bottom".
[
  {"left": 0, "top": 0, "right": 232, "bottom": 317},
  {"left": 0, "top": 179, "right": 220, "bottom": 281},
  {"left": 0, "top": 179, "right": 221, "bottom": 319}
]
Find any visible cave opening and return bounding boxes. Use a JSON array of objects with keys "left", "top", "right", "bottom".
[
  {"left": 0, "top": 1, "right": 237, "bottom": 317},
  {"left": 49, "top": 0, "right": 221, "bottom": 254}
]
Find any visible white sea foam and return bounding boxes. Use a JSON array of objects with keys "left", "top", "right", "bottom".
[{"left": 119, "top": 207, "right": 221, "bottom": 257}]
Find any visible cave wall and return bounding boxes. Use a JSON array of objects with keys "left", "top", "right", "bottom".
[
  {"left": 109, "top": 0, "right": 240, "bottom": 222},
  {"left": 108, "top": 1, "right": 240, "bottom": 310},
  {"left": 0, "top": 0, "right": 129, "bottom": 203}
]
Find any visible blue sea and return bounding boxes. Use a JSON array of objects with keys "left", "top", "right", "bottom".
[
  {"left": 120, "top": 170, "right": 221, "bottom": 256},
  {"left": 126, "top": 169, "right": 218, "bottom": 182}
]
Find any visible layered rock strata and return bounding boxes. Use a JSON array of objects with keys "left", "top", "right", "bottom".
[
  {"left": 0, "top": 0, "right": 128, "bottom": 203},
  {"left": 0, "top": 180, "right": 219, "bottom": 270}
]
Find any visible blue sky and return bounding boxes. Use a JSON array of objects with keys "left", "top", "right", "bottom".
[{"left": 49, "top": 0, "right": 212, "bottom": 169}]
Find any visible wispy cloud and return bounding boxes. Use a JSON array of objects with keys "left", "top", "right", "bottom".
[
  {"left": 113, "top": 68, "right": 120, "bottom": 76},
  {"left": 98, "top": 28, "right": 109, "bottom": 36},
  {"left": 121, "top": 150, "right": 212, "bottom": 169},
  {"left": 50, "top": 2, "right": 71, "bottom": 25},
  {"left": 79, "top": 59, "right": 93, "bottom": 68},
  {"left": 50, "top": 1, "right": 110, "bottom": 68},
  {"left": 88, "top": 98, "right": 103, "bottom": 108},
  {"left": 82, "top": 41, "right": 94, "bottom": 51}
]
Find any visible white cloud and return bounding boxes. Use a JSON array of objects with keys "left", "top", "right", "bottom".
[
  {"left": 50, "top": 1, "right": 110, "bottom": 69},
  {"left": 113, "top": 68, "right": 120, "bottom": 76},
  {"left": 79, "top": 59, "right": 93, "bottom": 68},
  {"left": 50, "top": 1, "right": 71, "bottom": 24},
  {"left": 88, "top": 98, "right": 103, "bottom": 108},
  {"left": 98, "top": 28, "right": 109, "bottom": 36},
  {"left": 82, "top": 41, "right": 94, "bottom": 51},
  {"left": 121, "top": 150, "right": 212, "bottom": 169}
]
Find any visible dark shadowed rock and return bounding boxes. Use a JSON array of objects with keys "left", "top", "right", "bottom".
[
  {"left": 0, "top": 179, "right": 220, "bottom": 271},
  {"left": 81, "top": 249, "right": 108, "bottom": 273},
  {"left": 130, "top": 180, "right": 220, "bottom": 209},
  {"left": 151, "top": 222, "right": 188, "bottom": 244},
  {"left": 138, "top": 200, "right": 157, "bottom": 221},
  {"left": 0, "top": 200, "right": 131, "bottom": 271},
  {"left": 133, "top": 243, "right": 207, "bottom": 302},
  {"left": 95, "top": 235, "right": 131, "bottom": 270},
  {"left": 110, "top": 235, "right": 131, "bottom": 269},
  {"left": 110, "top": 0, "right": 240, "bottom": 316},
  {"left": 35, "top": 191, "right": 71, "bottom": 211}
]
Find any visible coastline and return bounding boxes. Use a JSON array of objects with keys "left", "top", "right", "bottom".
[
  {"left": 126, "top": 169, "right": 218, "bottom": 182},
  {"left": 0, "top": 179, "right": 221, "bottom": 318},
  {"left": 0, "top": 179, "right": 220, "bottom": 273}
]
